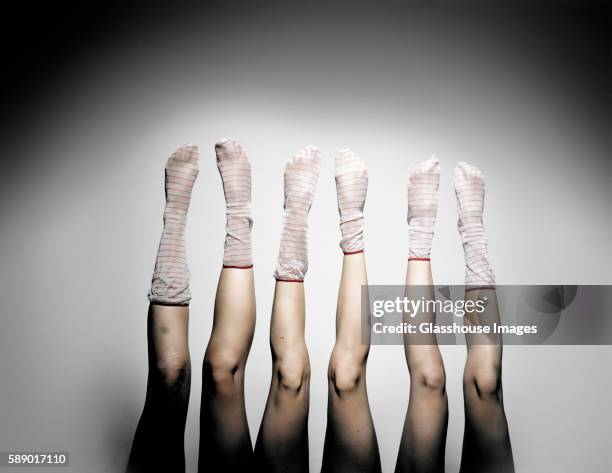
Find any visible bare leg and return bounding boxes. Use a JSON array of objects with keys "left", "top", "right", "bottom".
[
  {"left": 322, "top": 252, "right": 381, "bottom": 473},
  {"left": 128, "top": 305, "right": 191, "bottom": 473},
  {"left": 460, "top": 291, "right": 514, "bottom": 473},
  {"left": 198, "top": 268, "right": 256, "bottom": 471},
  {"left": 254, "top": 281, "right": 311, "bottom": 472},
  {"left": 395, "top": 260, "right": 448, "bottom": 473}
]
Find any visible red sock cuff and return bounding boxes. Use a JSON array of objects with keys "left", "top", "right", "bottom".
[
  {"left": 343, "top": 249, "right": 364, "bottom": 256},
  {"left": 223, "top": 264, "right": 254, "bottom": 269},
  {"left": 408, "top": 257, "right": 430, "bottom": 261}
]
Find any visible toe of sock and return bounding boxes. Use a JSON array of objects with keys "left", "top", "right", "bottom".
[
  {"left": 303, "top": 144, "right": 320, "bottom": 158},
  {"left": 335, "top": 147, "right": 353, "bottom": 169},
  {"left": 336, "top": 147, "right": 368, "bottom": 176},
  {"left": 215, "top": 138, "right": 246, "bottom": 161},
  {"left": 215, "top": 137, "right": 233, "bottom": 148},
  {"left": 424, "top": 156, "right": 440, "bottom": 172},
  {"left": 295, "top": 145, "right": 321, "bottom": 165},
  {"left": 336, "top": 147, "right": 354, "bottom": 159},
  {"left": 455, "top": 160, "right": 477, "bottom": 174},
  {"left": 409, "top": 156, "right": 440, "bottom": 180},
  {"left": 455, "top": 161, "right": 483, "bottom": 183},
  {"left": 172, "top": 143, "right": 199, "bottom": 163}
]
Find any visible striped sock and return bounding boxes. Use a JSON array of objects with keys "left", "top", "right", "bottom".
[
  {"left": 216, "top": 138, "right": 253, "bottom": 269},
  {"left": 454, "top": 161, "right": 495, "bottom": 289},
  {"left": 335, "top": 148, "right": 368, "bottom": 254},
  {"left": 407, "top": 157, "right": 440, "bottom": 260},
  {"left": 274, "top": 146, "right": 321, "bottom": 282},
  {"left": 149, "top": 144, "right": 199, "bottom": 305}
]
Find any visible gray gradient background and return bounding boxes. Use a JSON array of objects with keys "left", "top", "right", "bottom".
[{"left": 0, "top": 1, "right": 610, "bottom": 472}]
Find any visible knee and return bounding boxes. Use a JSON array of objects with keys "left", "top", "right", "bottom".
[
  {"left": 464, "top": 362, "right": 501, "bottom": 399},
  {"left": 328, "top": 352, "right": 366, "bottom": 395},
  {"left": 276, "top": 350, "right": 310, "bottom": 394},
  {"left": 203, "top": 347, "right": 244, "bottom": 395},
  {"left": 412, "top": 362, "right": 446, "bottom": 394},
  {"left": 155, "top": 351, "right": 190, "bottom": 393}
]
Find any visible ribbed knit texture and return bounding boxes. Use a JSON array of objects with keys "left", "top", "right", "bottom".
[
  {"left": 149, "top": 144, "right": 199, "bottom": 305},
  {"left": 335, "top": 148, "right": 367, "bottom": 254},
  {"left": 216, "top": 138, "right": 253, "bottom": 268},
  {"left": 454, "top": 161, "right": 496, "bottom": 288},
  {"left": 273, "top": 146, "right": 321, "bottom": 281},
  {"left": 407, "top": 157, "right": 440, "bottom": 259}
]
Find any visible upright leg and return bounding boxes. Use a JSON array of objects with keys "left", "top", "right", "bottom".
[
  {"left": 199, "top": 139, "right": 256, "bottom": 472},
  {"left": 128, "top": 144, "right": 199, "bottom": 473},
  {"left": 254, "top": 146, "right": 321, "bottom": 473},
  {"left": 322, "top": 149, "right": 381, "bottom": 473},
  {"left": 454, "top": 162, "right": 514, "bottom": 473},
  {"left": 396, "top": 158, "right": 448, "bottom": 473}
]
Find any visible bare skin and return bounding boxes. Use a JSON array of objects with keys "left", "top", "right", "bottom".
[
  {"left": 395, "top": 261, "right": 514, "bottom": 473},
  {"left": 199, "top": 267, "right": 256, "bottom": 472},
  {"left": 460, "top": 288, "right": 514, "bottom": 473},
  {"left": 127, "top": 304, "right": 191, "bottom": 473},
  {"left": 395, "top": 260, "right": 448, "bottom": 473},
  {"left": 254, "top": 281, "right": 311, "bottom": 473},
  {"left": 322, "top": 252, "right": 381, "bottom": 473}
]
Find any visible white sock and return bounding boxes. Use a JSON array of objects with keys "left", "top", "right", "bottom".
[
  {"left": 149, "top": 144, "right": 199, "bottom": 305},
  {"left": 407, "top": 157, "right": 440, "bottom": 259},
  {"left": 454, "top": 161, "right": 495, "bottom": 288},
  {"left": 216, "top": 138, "right": 253, "bottom": 269},
  {"left": 335, "top": 148, "right": 367, "bottom": 254},
  {"left": 274, "top": 146, "right": 321, "bottom": 282}
]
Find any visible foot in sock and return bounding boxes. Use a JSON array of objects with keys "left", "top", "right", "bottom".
[
  {"left": 335, "top": 148, "right": 368, "bottom": 254},
  {"left": 216, "top": 138, "right": 253, "bottom": 269},
  {"left": 454, "top": 161, "right": 495, "bottom": 289},
  {"left": 407, "top": 157, "right": 440, "bottom": 260},
  {"left": 149, "top": 144, "right": 199, "bottom": 305},
  {"left": 274, "top": 146, "right": 321, "bottom": 282}
]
